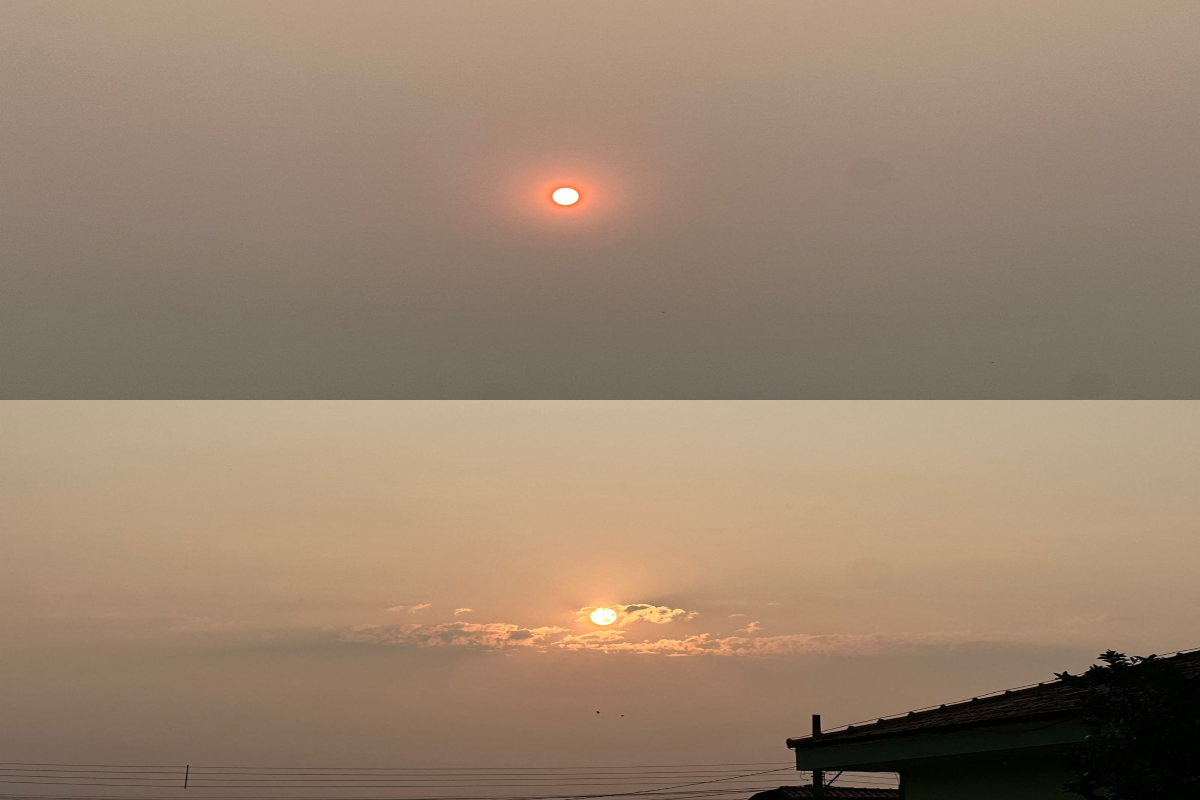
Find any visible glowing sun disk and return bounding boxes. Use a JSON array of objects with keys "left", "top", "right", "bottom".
[
  {"left": 589, "top": 607, "right": 618, "bottom": 626},
  {"left": 552, "top": 187, "right": 580, "bottom": 206}
]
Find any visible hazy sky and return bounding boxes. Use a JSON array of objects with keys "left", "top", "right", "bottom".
[
  {"left": 3, "top": 1, "right": 1199, "bottom": 398},
  {"left": 3, "top": 401, "right": 1197, "bottom": 775}
]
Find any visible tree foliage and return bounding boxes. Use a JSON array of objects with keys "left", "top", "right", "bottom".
[{"left": 1057, "top": 650, "right": 1200, "bottom": 800}]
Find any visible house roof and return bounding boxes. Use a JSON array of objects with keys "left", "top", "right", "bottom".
[
  {"left": 788, "top": 647, "right": 1200, "bottom": 749},
  {"left": 750, "top": 787, "right": 899, "bottom": 799}
]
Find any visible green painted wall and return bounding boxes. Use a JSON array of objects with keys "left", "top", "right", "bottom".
[{"left": 902, "top": 750, "right": 1076, "bottom": 800}]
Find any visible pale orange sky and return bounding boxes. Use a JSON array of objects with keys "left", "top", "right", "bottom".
[{"left": 2, "top": 401, "right": 1197, "bottom": 771}]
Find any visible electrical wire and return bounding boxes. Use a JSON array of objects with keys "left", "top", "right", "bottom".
[
  {"left": 0, "top": 777, "right": 793, "bottom": 789},
  {"left": 0, "top": 772, "right": 777, "bottom": 778},
  {"left": 0, "top": 767, "right": 787, "bottom": 773},
  {"left": 0, "top": 761, "right": 898, "bottom": 798},
  {"left": 0, "top": 767, "right": 796, "bottom": 797}
]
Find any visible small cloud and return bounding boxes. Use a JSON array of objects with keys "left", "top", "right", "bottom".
[
  {"left": 385, "top": 603, "right": 433, "bottom": 615},
  {"left": 737, "top": 621, "right": 763, "bottom": 634},
  {"left": 342, "top": 622, "right": 569, "bottom": 649},
  {"left": 454, "top": 608, "right": 473, "bottom": 616},
  {"left": 576, "top": 604, "right": 699, "bottom": 627},
  {"left": 728, "top": 613, "right": 746, "bottom": 618},
  {"left": 765, "top": 602, "right": 781, "bottom": 606},
  {"left": 554, "top": 629, "right": 628, "bottom": 651}
]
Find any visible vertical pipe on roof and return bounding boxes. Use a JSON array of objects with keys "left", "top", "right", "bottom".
[{"left": 811, "top": 715, "right": 823, "bottom": 797}]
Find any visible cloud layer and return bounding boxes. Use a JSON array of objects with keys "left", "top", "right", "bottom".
[
  {"left": 552, "top": 630, "right": 970, "bottom": 656},
  {"left": 340, "top": 603, "right": 973, "bottom": 657}
]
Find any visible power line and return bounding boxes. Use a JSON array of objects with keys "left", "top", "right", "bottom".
[
  {"left": 0, "top": 786, "right": 792, "bottom": 791},
  {"left": 0, "top": 778, "right": 786, "bottom": 784},
  {"left": 0, "top": 763, "right": 798, "bottom": 792},
  {"left": 0, "top": 772, "right": 776, "bottom": 777},
  {"left": 0, "top": 796, "right": 772, "bottom": 800},
  {"left": 0, "top": 767, "right": 788, "bottom": 774},
  {"left": 0, "top": 766, "right": 796, "bottom": 798},
  {"left": 0, "top": 777, "right": 791, "bottom": 783},
  {"left": 545, "top": 767, "right": 792, "bottom": 800},
  {"left": 0, "top": 783, "right": 845, "bottom": 797},
  {"left": 0, "top": 777, "right": 796, "bottom": 786},
  {"left": 0, "top": 761, "right": 898, "bottom": 797},
  {"left": 0, "top": 770, "right": 792, "bottom": 800},
  {"left": 0, "top": 783, "right": 899, "bottom": 800},
  {"left": 0, "top": 791, "right": 786, "bottom": 800}
]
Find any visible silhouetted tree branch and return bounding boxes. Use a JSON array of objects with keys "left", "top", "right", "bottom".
[{"left": 1058, "top": 650, "right": 1200, "bottom": 800}]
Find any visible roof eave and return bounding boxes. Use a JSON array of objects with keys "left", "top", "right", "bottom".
[
  {"left": 786, "top": 708, "right": 1079, "bottom": 750},
  {"left": 792, "top": 718, "right": 1089, "bottom": 771}
]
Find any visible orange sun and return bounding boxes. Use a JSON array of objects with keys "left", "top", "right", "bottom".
[{"left": 551, "top": 187, "right": 580, "bottom": 206}]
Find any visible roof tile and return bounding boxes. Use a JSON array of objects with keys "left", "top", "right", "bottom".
[{"left": 789, "top": 648, "right": 1200, "bottom": 748}]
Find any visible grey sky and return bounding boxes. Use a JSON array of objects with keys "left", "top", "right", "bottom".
[
  {"left": 3, "top": 401, "right": 1197, "bottom": 771},
  {"left": 3, "top": 1, "right": 1199, "bottom": 398}
]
